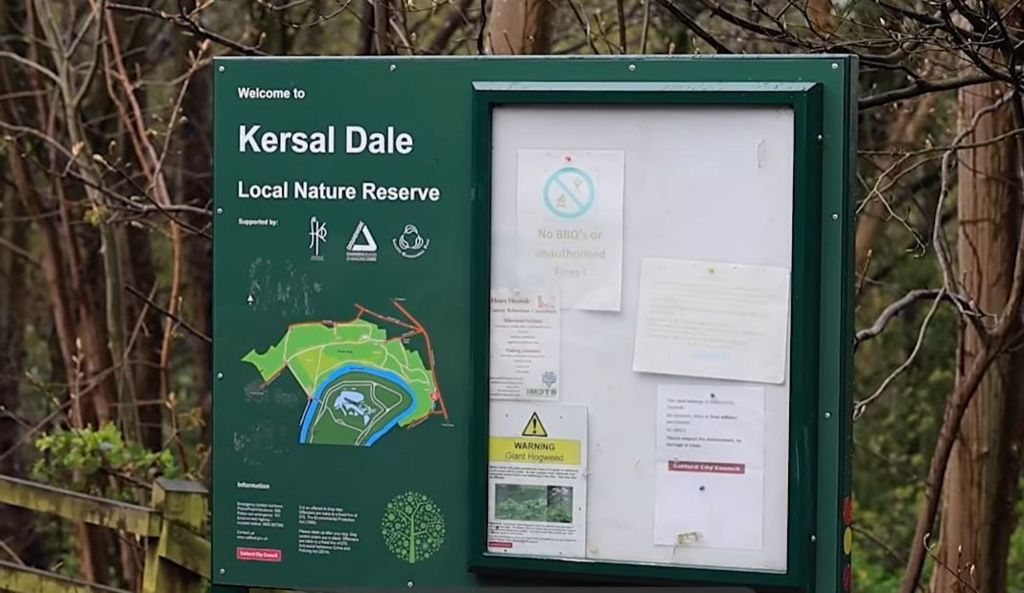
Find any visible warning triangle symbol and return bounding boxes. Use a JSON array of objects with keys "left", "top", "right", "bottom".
[
  {"left": 521, "top": 412, "right": 548, "bottom": 437},
  {"left": 347, "top": 221, "right": 377, "bottom": 252}
]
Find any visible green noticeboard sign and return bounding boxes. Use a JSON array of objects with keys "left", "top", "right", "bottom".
[{"left": 211, "top": 56, "right": 856, "bottom": 593}]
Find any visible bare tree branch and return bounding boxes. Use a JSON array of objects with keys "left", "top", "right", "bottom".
[
  {"left": 106, "top": 3, "right": 266, "bottom": 55},
  {"left": 855, "top": 288, "right": 977, "bottom": 351},
  {"left": 860, "top": 73, "right": 997, "bottom": 109},
  {"left": 124, "top": 285, "right": 211, "bottom": 344}
]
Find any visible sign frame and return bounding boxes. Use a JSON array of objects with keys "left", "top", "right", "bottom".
[
  {"left": 468, "top": 76, "right": 851, "bottom": 590},
  {"left": 209, "top": 55, "right": 856, "bottom": 593}
]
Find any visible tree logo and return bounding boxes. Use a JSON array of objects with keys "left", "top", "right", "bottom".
[{"left": 380, "top": 492, "right": 446, "bottom": 564}]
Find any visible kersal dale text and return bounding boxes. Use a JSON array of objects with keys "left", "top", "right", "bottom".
[{"left": 238, "top": 125, "right": 412, "bottom": 155}]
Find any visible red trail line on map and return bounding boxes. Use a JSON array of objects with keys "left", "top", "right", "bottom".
[{"left": 390, "top": 299, "right": 449, "bottom": 422}]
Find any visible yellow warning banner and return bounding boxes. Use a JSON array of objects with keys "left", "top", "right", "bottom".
[{"left": 489, "top": 437, "right": 581, "bottom": 465}]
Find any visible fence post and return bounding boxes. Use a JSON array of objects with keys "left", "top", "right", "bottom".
[{"left": 142, "top": 479, "right": 209, "bottom": 593}]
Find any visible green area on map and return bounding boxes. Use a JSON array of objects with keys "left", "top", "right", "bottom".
[{"left": 242, "top": 310, "right": 445, "bottom": 447}]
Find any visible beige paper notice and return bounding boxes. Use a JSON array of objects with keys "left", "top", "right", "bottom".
[
  {"left": 654, "top": 383, "right": 765, "bottom": 551},
  {"left": 632, "top": 258, "right": 790, "bottom": 384},
  {"left": 489, "top": 289, "right": 561, "bottom": 400}
]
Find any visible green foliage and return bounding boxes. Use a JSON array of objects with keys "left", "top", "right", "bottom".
[
  {"left": 1009, "top": 478, "right": 1024, "bottom": 593},
  {"left": 32, "top": 423, "right": 180, "bottom": 501},
  {"left": 496, "top": 496, "right": 548, "bottom": 522},
  {"left": 853, "top": 552, "right": 905, "bottom": 593},
  {"left": 851, "top": 184, "right": 957, "bottom": 589},
  {"left": 380, "top": 492, "right": 446, "bottom": 564},
  {"left": 546, "top": 487, "right": 573, "bottom": 524},
  {"left": 494, "top": 484, "right": 573, "bottom": 524}
]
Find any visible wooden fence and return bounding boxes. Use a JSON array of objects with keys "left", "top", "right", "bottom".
[{"left": 0, "top": 474, "right": 209, "bottom": 593}]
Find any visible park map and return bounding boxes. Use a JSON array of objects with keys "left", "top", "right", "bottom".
[{"left": 242, "top": 300, "right": 448, "bottom": 446}]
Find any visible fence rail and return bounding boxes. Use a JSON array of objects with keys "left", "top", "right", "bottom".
[
  {"left": 0, "top": 474, "right": 209, "bottom": 593},
  {"left": 0, "top": 560, "right": 131, "bottom": 593}
]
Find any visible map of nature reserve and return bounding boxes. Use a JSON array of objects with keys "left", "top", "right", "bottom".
[{"left": 242, "top": 301, "right": 448, "bottom": 446}]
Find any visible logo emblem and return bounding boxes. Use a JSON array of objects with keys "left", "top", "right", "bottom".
[
  {"left": 541, "top": 371, "right": 557, "bottom": 388},
  {"left": 346, "top": 221, "right": 378, "bottom": 262},
  {"left": 543, "top": 166, "right": 595, "bottom": 220},
  {"left": 393, "top": 224, "right": 430, "bottom": 259},
  {"left": 308, "top": 216, "right": 327, "bottom": 261}
]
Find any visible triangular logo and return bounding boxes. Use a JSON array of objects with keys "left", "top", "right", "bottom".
[
  {"left": 521, "top": 412, "right": 548, "bottom": 437},
  {"left": 347, "top": 221, "right": 377, "bottom": 252}
]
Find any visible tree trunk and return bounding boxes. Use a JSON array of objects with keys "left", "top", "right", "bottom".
[
  {"left": 854, "top": 96, "right": 936, "bottom": 276},
  {"left": 932, "top": 80, "right": 1024, "bottom": 593},
  {"left": 484, "top": 0, "right": 553, "bottom": 55},
  {"left": 0, "top": 174, "right": 44, "bottom": 566},
  {"left": 125, "top": 227, "right": 163, "bottom": 452},
  {"left": 179, "top": 47, "right": 213, "bottom": 479},
  {"left": 0, "top": 0, "right": 36, "bottom": 567},
  {"left": 372, "top": 0, "right": 393, "bottom": 55},
  {"left": 807, "top": 0, "right": 832, "bottom": 35}
]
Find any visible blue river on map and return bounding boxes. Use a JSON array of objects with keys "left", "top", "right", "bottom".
[{"left": 298, "top": 365, "right": 418, "bottom": 446}]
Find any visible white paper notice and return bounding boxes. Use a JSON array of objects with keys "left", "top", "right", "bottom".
[
  {"left": 516, "top": 149, "right": 625, "bottom": 311},
  {"left": 488, "top": 403, "right": 587, "bottom": 558},
  {"left": 490, "top": 289, "right": 561, "bottom": 400},
  {"left": 633, "top": 258, "right": 791, "bottom": 384},
  {"left": 654, "top": 384, "right": 765, "bottom": 551}
]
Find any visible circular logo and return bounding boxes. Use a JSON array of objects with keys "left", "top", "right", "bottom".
[
  {"left": 543, "top": 167, "right": 595, "bottom": 219},
  {"left": 380, "top": 492, "right": 446, "bottom": 564}
]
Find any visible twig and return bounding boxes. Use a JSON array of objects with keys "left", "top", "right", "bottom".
[
  {"left": 855, "top": 288, "right": 976, "bottom": 350},
  {"left": 854, "top": 289, "right": 945, "bottom": 420},
  {"left": 922, "top": 533, "right": 980, "bottom": 593},
  {"left": 476, "top": 0, "right": 487, "bottom": 54},
  {"left": 124, "top": 285, "right": 211, "bottom": 344},
  {"left": 566, "top": 0, "right": 600, "bottom": 54},
  {"left": 933, "top": 92, "right": 1014, "bottom": 302},
  {"left": 852, "top": 525, "right": 908, "bottom": 569},
  {"left": 615, "top": 0, "right": 627, "bottom": 53},
  {"left": 0, "top": 399, "right": 74, "bottom": 466},
  {"left": 92, "top": 155, "right": 211, "bottom": 240},
  {"left": 100, "top": 467, "right": 153, "bottom": 491},
  {"left": 106, "top": 3, "right": 266, "bottom": 55},
  {"left": 0, "top": 236, "right": 40, "bottom": 267},
  {"left": 426, "top": 0, "right": 473, "bottom": 54},
  {"left": 654, "top": 0, "right": 733, "bottom": 54},
  {"left": 0, "top": 51, "right": 61, "bottom": 85},
  {"left": 640, "top": 0, "right": 652, "bottom": 53},
  {"left": 855, "top": 249, "right": 872, "bottom": 300},
  {"left": 860, "top": 73, "right": 996, "bottom": 109},
  {"left": 853, "top": 436, "right": 929, "bottom": 487},
  {"left": 0, "top": 539, "right": 24, "bottom": 566}
]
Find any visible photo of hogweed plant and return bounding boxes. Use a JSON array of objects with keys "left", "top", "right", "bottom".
[{"left": 495, "top": 484, "right": 573, "bottom": 523}]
